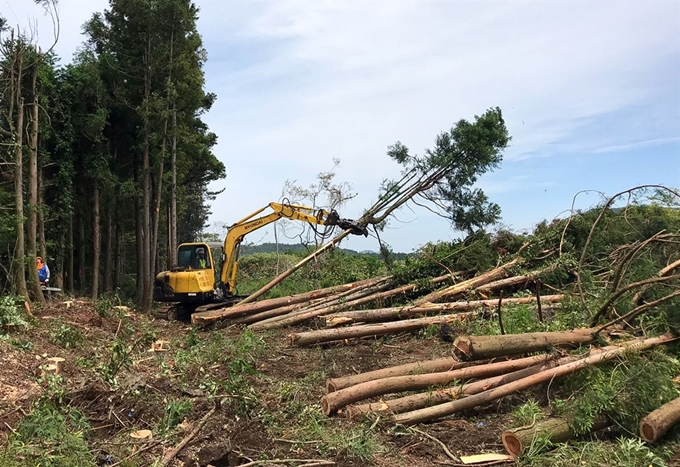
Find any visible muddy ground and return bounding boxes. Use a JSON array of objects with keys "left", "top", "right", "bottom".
[{"left": 1, "top": 299, "right": 678, "bottom": 467}]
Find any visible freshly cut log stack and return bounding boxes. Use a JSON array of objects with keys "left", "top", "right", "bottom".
[{"left": 320, "top": 333, "right": 677, "bottom": 425}]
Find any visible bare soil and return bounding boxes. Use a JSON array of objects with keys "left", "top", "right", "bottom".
[{"left": 2, "top": 298, "right": 676, "bottom": 466}]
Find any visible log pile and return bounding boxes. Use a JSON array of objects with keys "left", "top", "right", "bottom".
[{"left": 320, "top": 333, "right": 676, "bottom": 425}]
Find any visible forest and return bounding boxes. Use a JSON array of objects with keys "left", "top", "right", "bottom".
[
  {"left": 0, "top": 0, "right": 224, "bottom": 310},
  {"left": 1, "top": 1, "right": 680, "bottom": 467}
]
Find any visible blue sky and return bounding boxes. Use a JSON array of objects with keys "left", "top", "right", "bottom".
[{"left": 6, "top": 0, "right": 680, "bottom": 253}]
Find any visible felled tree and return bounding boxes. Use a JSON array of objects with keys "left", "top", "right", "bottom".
[{"left": 238, "top": 107, "right": 510, "bottom": 305}]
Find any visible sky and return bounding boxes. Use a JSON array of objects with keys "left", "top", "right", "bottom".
[{"left": 4, "top": 0, "right": 680, "bottom": 253}]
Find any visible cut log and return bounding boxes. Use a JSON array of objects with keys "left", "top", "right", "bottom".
[
  {"left": 393, "top": 334, "right": 677, "bottom": 425},
  {"left": 248, "top": 281, "right": 394, "bottom": 329},
  {"left": 327, "top": 358, "right": 475, "bottom": 393},
  {"left": 413, "top": 259, "right": 519, "bottom": 305},
  {"left": 344, "top": 353, "right": 586, "bottom": 418},
  {"left": 502, "top": 415, "right": 610, "bottom": 457},
  {"left": 321, "top": 353, "right": 553, "bottom": 415},
  {"left": 228, "top": 277, "right": 392, "bottom": 326},
  {"left": 248, "top": 272, "right": 469, "bottom": 330},
  {"left": 326, "top": 295, "right": 563, "bottom": 327},
  {"left": 453, "top": 328, "right": 597, "bottom": 361},
  {"left": 639, "top": 395, "right": 680, "bottom": 443},
  {"left": 191, "top": 276, "right": 388, "bottom": 325},
  {"left": 290, "top": 311, "right": 477, "bottom": 347}
]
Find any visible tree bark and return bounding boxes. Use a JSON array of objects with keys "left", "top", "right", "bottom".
[
  {"left": 393, "top": 334, "right": 677, "bottom": 425},
  {"left": 104, "top": 198, "right": 113, "bottom": 293},
  {"left": 78, "top": 210, "right": 86, "bottom": 294},
  {"left": 413, "top": 259, "right": 519, "bottom": 305},
  {"left": 321, "top": 354, "right": 553, "bottom": 415},
  {"left": 191, "top": 276, "right": 388, "bottom": 325},
  {"left": 27, "top": 69, "right": 44, "bottom": 303},
  {"left": 237, "top": 230, "right": 352, "bottom": 305},
  {"left": 248, "top": 279, "right": 393, "bottom": 330},
  {"left": 37, "top": 170, "right": 46, "bottom": 260},
  {"left": 66, "top": 212, "right": 74, "bottom": 293},
  {"left": 92, "top": 181, "right": 101, "bottom": 299},
  {"left": 453, "top": 328, "right": 597, "bottom": 361},
  {"left": 14, "top": 93, "right": 28, "bottom": 298},
  {"left": 326, "top": 295, "right": 563, "bottom": 327},
  {"left": 639, "top": 395, "right": 680, "bottom": 443},
  {"left": 290, "top": 311, "right": 477, "bottom": 347},
  {"left": 327, "top": 357, "right": 475, "bottom": 393},
  {"left": 345, "top": 355, "right": 581, "bottom": 418},
  {"left": 502, "top": 415, "right": 610, "bottom": 457}
]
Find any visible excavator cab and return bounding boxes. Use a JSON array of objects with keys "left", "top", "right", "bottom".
[{"left": 154, "top": 242, "right": 225, "bottom": 303}]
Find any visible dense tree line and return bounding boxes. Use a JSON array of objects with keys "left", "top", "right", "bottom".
[{"left": 0, "top": 0, "right": 224, "bottom": 309}]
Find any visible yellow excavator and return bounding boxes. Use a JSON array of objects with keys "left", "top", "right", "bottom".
[{"left": 153, "top": 202, "right": 367, "bottom": 316}]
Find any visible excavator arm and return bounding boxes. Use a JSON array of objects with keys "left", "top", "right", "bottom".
[{"left": 220, "top": 202, "right": 367, "bottom": 294}]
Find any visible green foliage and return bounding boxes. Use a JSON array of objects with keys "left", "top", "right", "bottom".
[
  {"left": 48, "top": 319, "right": 85, "bottom": 349},
  {"left": 158, "top": 399, "right": 193, "bottom": 435},
  {"left": 387, "top": 107, "right": 510, "bottom": 233},
  {"left": 1, "top": 402, "right": 95, "bottom": 467},
  {"left": 0, "top": 295, "right": 30, "bottom": 334},
  {"left": 556, "top": 349, "right": 680, "bottom": 435},
  {"left": 97, "top": 338, "right": 134, "bottom": 385},
  {"left": 519, "top": 437, "right": 668, "bottom": 467},
  {"left": 511, "top": 399, "right": 545, "bottom": 428}
]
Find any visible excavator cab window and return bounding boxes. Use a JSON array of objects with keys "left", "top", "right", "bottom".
[{"left": 177, "top": 245, "right": 211, "bottom": 269}]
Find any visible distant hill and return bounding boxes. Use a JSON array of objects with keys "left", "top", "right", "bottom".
[{"left": 240, "top": 242, "right": 410, "bottom": 260}]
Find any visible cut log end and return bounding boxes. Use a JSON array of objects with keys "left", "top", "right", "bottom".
[
  {"left": 321, "top": 395, "right": 331, "bottom": 416},
  {"left": 640, "top": 421, "right": 657, "bottom": 443},
  {"left": 326, "top": 380, "right": 338, "bottom": 393},
  {"left": 501, "top": 431, "right": 523, "bottom": 457},
  {"left": 453, "top": 337, "right": 472, "bottom": 360}
]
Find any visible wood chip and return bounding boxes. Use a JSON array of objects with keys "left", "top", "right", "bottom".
[{"left": 460, "top": 453, "right": 513, "bottom": 464}]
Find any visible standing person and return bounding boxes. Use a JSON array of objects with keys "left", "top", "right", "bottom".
[{"left": 37, "top": 256, "right": 50, "bottom": 285}]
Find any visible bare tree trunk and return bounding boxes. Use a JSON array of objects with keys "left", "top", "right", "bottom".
[
  {"left": 27, "top": 72, "right": 44, "bottom": 303},
  {"left": 38, "top": 170, "right": 46, "bottom": 260},
  {"left": 327, "top": 357, "right": 474, "bottom": 392},
  {"left": 238, "top": 230, "right": 352, "bottom": 305},
  {"left": 170, "top": 106, "right": 177, "bottom": 266},
  {"left": 14, "top": 89, "right": 28, "bottom": 297},
  {"left": 92, "top": 181, "right": 100, "bottom": 299},
  {"left": 393, "top": 334, "right": 676, "bottom": 425},
  {"left": 104, "top": 198, "right": 113, "bottom": 293},
  {"left": 640, "top": 396, "right": 680, "bottom": 443},
  {"left": 79, "top": 210, "right": 86, "bottom": 294},
  {"left": 321, "top": 354, "right": 552, "bottom": 416},
  {"left": 67, "top": 212, "right": 74, "bottom": 293},
  {"left": 452, "top": 329, "right": 597, "bottom": 361},
  {"left": 326, "top": 295, "right": 563, "bottom": 327},
  {"left": 289, "top": 311, "right": 477, "bottom": 347},
  {"left": 502, "top": 415, "right": 610, "bottom": 457}
]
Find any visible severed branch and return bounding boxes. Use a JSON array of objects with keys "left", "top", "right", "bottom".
[
  {"left": 594, "top": 289, "right": 680, "bottom": 335},
  {"left": 160, "top": 403, "right": 218, "bottom": 466}
]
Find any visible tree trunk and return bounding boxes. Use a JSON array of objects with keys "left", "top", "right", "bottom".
[
  {"left": 237, "top": 230, "right": 353, "bottom": 305},
  {"left": 453, "top": 328, "right": 597, "bottom": 361},
  {"left": 289, "top": 311, "right": 477, "bottom": 347},
  {"left": 27, "top": 81, "right": 44, "bottom": 303},
  {"left": 327, "top": 357, "right": 474, "bottom": 393},
  {"left": 346, "top": 355, "right": 580, "bottom": 419},
  {"left": 639, "top": 396, "right": 680, "bottom": 443},
  {"left": 191, "top": 276, "right": 389, "bottom": 325},
  {"left": 393, "top": 334, "right": 676, "bottom": 425},
  {"left": 66, "top": 212, "right": 74, "bottom": 293},
  {"left": 502, "top": 415, "right": 610, "bottom": 457},
  {"left": 140, "top": 34, "right": 153, "bottom": 312},
  {"left": 14, "top": 93, "right": 28, "bottom": 298},
  {"left": 79, "top": 210, "right": 86, "bottom": 294},
  {"left": 38, "top": 170, "right": 46, "bottom": 260},
  {"left": 326, "top": 295, "right": 563, "bottom": 327},
  {"left": 413, "top": 259, "right": 519, "bottom": 305},
  {"left": 321, "top": 354, "right": 553, "bottom": 415},
  {"left": 91, "top": 181, "right": 101, "bottom": 299},
  {"left": 115, "top": 223, "right": 124, "bottom": 290},
  {"left": 104, "top": 198, "right": 113, "bottom": 293}
]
